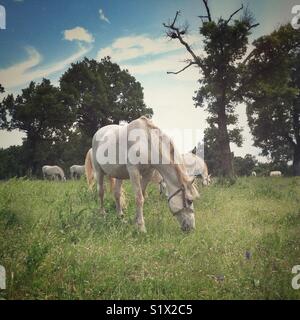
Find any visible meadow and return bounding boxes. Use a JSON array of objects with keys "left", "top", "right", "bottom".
[{"left": 0, "top": 177, "right": 299, "bottom": 300}]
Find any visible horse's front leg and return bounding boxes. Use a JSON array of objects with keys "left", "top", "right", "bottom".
[{"left": 127, "top": 166, "right": 146, "bottom": 233}]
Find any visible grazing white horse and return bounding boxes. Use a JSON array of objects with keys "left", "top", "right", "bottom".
[
  {"left": 251, "top": 171, "right": 257, "bottom": 177},
  {"left": 182, "top": 153, "right": 211, "bottom": 186},
  {"left": 42, "top": 165, "right": 66, "bottom": 181},
  {"left": 270, "top": 171, "right": 282, "bottom": 177},
  {"left": 90, "top": 116, "right": 199, "bottom": 233},
  {"left": 70, "top": 165, "right": 85, "bottom": 179},
  {"left": 152, "top": 153, "right": 211, "bottom": 196}
]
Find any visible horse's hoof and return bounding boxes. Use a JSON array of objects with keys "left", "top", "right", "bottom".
[
  {"left": 137, "top": 224, "right": 147, "bottom": 233},
  {"left": 100, "top": 209, "right": 107, "bottom": 216},
  {"left": 121, "top": 218, "right": 128, "bottom": 224}
]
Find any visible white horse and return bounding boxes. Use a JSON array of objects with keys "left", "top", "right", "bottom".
[
  {"left": 182, "top": 153, "right": 211, "bottom": 186},
  {"left": 152, "top": 152, "right": 211, "bottom": 196},
  {"left": 270, "top": 171, "right": 282, "bottom": 177},
  {"left": 251, "top": 171, "right": 257, "bottom": 177},
  {"left": 70, "top": 165, "right": 85, "bottom": 180},
  {"left": 42, "top": 165, "right": 66, "bottom": 181},
  {"left": 89, "top": 116, "right": 199, "bottom": 233},
  {"left": 85, "top": 148, "right": 119, "bottom": 192}
]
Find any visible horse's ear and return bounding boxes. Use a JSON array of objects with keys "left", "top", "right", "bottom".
[{"left": 191, "top": 147, "right": 197, "bottom": 155}]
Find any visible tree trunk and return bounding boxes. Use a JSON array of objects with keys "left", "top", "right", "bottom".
[
  {"left": 217, "top": 100, "right": 234, "bottom": 178},
  {"left": 293, "top": 145, "right": 300, "bottom": 176}
]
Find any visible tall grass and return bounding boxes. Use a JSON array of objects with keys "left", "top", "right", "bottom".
[{"left": 0, "top": 177, "right": 299, "bottom": 299}]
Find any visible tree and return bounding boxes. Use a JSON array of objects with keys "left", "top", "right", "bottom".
[
  {"left": 233, "top": 154, "right": 257, "bottom": 176},
  {"left": 163, "top": 1, "right": 258, "bottom": 178},
  {"left": 1, "top": 79, "right": 73, "bottom": 174},
  {"left": 60, "top": 57, "right": 153, "bottom": 140},
  {"left": 0, "top": 146, "right": 26, "bottom": 179},
  {"left": 244, "top": 24, "right": 300, "bottom": 175}
]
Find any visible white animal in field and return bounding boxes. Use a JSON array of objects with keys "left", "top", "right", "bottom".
[
  {"left": 152, "top": 152, "right": 211, "bottom": 197},
  {"left": 251, "top": 171, "right": 257, "bottom": 176},
  {"left": 270, "top": 171, "right": 282, "bottom": 177},
  {"left": 87, "top": 116, "right": 199, "bottom": 233},
  {"left": 70, "top": 165, "right": 85, "bottom": 179},
  {"left": 42, "top": 165, "right": 66, "bottom": 181},
  {"left": 182, "top": 153, "right": 211, "bottom": 186}
]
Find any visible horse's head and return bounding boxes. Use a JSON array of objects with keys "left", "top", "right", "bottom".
[{"left": 168, "top": 178, "right": 199, "bottom": 232}]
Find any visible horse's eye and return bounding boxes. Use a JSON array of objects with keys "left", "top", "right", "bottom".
[{"left": 187, "top": 199, "right": 193, "bottom": 206}]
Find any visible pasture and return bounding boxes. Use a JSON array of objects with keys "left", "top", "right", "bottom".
[{"left": 0, "top": 177, "right": 299, "bottom": 300}]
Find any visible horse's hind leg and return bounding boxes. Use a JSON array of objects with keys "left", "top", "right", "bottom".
[
  {"left": 95, "top": 169, "right": 106, "bottom": 215},
  {"left": 127, "top": 165, "right": 146, "bottom": 233},
  {"left": 114, "top": 179, "right": 124, "bottom": 218}
]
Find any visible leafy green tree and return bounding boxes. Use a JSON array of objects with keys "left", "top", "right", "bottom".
[
  {"left": 0, "top": 146, "right": 26, "bottom": 179},
  {"left": 1, "top": 79, "right": 73, "bottom": 174},
  {"left": 163, "top": 1, "right": 258, "bottom": 178},
  {"left": 60, "top": 57, "right": 153, "bottom": 141},
  {"left": 233, "top": 154, "right": 257, "bottom": 176},
  {"left": 244, "top": 24, "right": 300, "bottom": 175}
]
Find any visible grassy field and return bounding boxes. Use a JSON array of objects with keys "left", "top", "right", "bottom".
[{"left": 0, "top": 177, "right": 300, "bottom": 300}]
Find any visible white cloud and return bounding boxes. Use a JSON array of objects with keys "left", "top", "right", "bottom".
[
  {"left": 122, "top": 52, "right": 200, "bottom": 81},
  {"left": 63, "top": 26, "right": 94, "bottom": 43},
  {"left": 97, "top": 34, "right": 201, "bottom": 63},
  {"left": 0, "top": 45, "right": 90, "bottom": 89},
  {"left": 99, "top": 8, "right": 110, "bottom": 24}
]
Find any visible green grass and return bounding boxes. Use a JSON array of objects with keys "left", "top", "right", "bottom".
[{"left": 0, "top": 177, "right": 300, "bottom": 300}]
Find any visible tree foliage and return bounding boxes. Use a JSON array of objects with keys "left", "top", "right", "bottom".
[
  {"left": 244, "top": 24, "right": 300, "bottom": 175},
  {"left": 60, "top": 57, "right": 152, "bottom": 138},
  {"left": 233, "top": 154, "right": 257, "bottom": 176}
]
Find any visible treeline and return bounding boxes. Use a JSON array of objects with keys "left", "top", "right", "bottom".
[{"left": 0, "top": 58, "right": 153, "bottom": 179}]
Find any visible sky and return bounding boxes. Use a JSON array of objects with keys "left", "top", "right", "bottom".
[{"left": 0, "top": 0, "right": 299, "bottom": 160}]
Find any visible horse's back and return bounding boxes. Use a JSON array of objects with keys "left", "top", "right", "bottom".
[
  {"left": 270, "top": 171, "right": 282, "bottom": 176},
  {"left": 182, "top": 153, "right": 207, "bottom": 177}
]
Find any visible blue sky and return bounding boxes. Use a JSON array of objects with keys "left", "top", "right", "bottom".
[{"left": 0, "top": 0, "right": 299, "bottom": 159}]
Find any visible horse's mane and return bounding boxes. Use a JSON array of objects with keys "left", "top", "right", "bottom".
[{"left": 139, "top": 116, "right": 194, "bottom": 187}]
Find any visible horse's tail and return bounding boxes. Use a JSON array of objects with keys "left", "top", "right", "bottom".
[{"left": 85, "top": 149, "right": 95, "bottom": 190}]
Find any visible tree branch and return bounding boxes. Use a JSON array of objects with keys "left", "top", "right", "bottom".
[
  {"left": 171, "top": 10, "right": 180, "bottom": 27},
  {"left": 163, "top": 13, "right": 203, "bottom": 70},
  {"left": 242, "top": 48, "right": 257, "bottom": 65},
  {"left": 247, "top": 23, "right": 260, "bottom": 31},
  {"left": 202, "top": 0, "right": 212, "bottom": 22},
  {"left": 226, "top": 4, "right": 243, "bottom": 24},
  {"left": 167, "top": 61, "right": 197, "bottom": 74}
]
